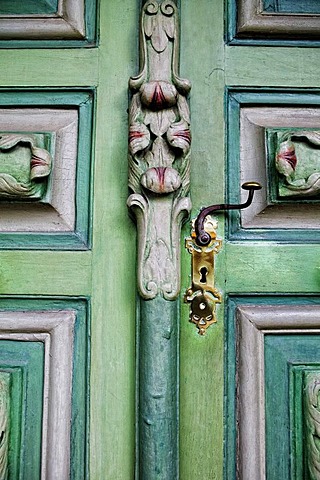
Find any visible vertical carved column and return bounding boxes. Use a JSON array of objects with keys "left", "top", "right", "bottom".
[{"left": 127, "top": 1, "right": 191, "bottom": 477}]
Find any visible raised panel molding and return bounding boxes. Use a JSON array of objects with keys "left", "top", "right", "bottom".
[
  {"left": 228, "top": 0, "right": 320, "bottom": 45},
  {"left": 0, "top": 0, "right": 97, "bottom": 47},
  {"left": 225, "top": 298, "right": 320, "bottom": 480},
  {"left": 227, "top": 89, "right": 320, "bottom": 242},
  {"left": 0, "top": 90, "right": 94, "bottom": 250},
  {"left": 0, "top": 298, "right": 89, "bottom": 480}
]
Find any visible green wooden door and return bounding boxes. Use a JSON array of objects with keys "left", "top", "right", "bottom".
[
  {"left": 179, "top": 2, "right": 320, "bottom": 479},
  {"left": 0, "top": 0, "right": 319, "bottom": 479}
]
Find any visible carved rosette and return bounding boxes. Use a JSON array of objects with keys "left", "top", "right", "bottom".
[{"left": 128, "top": 0, "right": 191, "bottom": 300}]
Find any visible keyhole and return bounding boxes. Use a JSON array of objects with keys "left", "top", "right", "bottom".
[{"left": 199, "top": 266, "right": 208, "bottom": 284}]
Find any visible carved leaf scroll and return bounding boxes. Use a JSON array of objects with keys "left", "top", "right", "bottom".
[
  {"left": 128, "top": 0, "right": 191, "bottom": 300},
  {"left": 275, "top": 130, "right": 320, "bottom": 197},
  {"left": 0, "top": 133, "right": 51, "bottom": 199}
]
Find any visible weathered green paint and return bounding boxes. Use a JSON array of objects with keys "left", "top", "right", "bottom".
[
  {"left": 0, "top": 0, "right": 317, "bottom": 478},
  {"left": 265, "top": 334, "right": 320, "bottom": 479},
  {"left": 138, "top": 297, "right": 179, "bottom": 480}
]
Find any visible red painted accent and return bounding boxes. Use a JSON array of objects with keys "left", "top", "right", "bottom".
[
  {"left": 174, "top": 129, "right": 191, "bottom": 143},
  {"left": 31, "top": 155, "right": 47, "bottom": 168},
  {"left": 129, "top": 131, "right": 145, "bottom": 141},
  {"left": 150, "top": 84, "right": 167, "bottom": 110},
  {"left": 154, "top": 167, "right": 166, "bottom": 192},
  {"left": 278, "top": 147, "right": 297, "bottom": 170}
]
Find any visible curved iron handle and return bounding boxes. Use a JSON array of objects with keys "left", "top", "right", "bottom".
[{"left": 194, "top": 182, "right": 262, "bottom": 246}]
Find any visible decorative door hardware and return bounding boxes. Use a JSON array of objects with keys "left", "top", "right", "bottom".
[
  {"left": 185, "top": 182, "right": 261, "bottom": 335},
  {"left": 194, "top": 181, "right": 262, "bottom": 246},
  {"left": 184, "top": 217, "right": 222, "bottom": 336}
]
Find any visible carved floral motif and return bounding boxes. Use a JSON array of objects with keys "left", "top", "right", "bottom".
[
  {"left": 275, "top": 130, "right": 320, "bottom": 197},
  {"left": 0, "top": 133, "right": 51, "bottom": 199},
  {"left": 128, "top": 0, "right": 191, "bottom": 300}
]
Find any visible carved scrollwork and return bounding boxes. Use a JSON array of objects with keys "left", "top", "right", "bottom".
[
  {"left": 0, "top": 133, "right": 51, "bottom": 199},
  {"left": 275, "top": 130, "right": 320, "bottom": 197},
  {"left": 128, "top": 0, "right": 191, "bottom": 300}
]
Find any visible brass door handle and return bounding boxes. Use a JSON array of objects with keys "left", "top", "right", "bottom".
[
  {"left": 194, "top": 181, "right": 262, "bottom": 246},
  {"left": 185, "top": 181, "right": 262, "bottom": 335}
]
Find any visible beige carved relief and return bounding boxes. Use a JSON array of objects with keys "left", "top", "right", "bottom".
[
  {"left": 0, "top": 133, "right": 51, "bottom": 199},
  {"left": 128, "top": 0, "right": 191, "bottom": 300}
]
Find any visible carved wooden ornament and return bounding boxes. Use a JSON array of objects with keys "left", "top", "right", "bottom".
[
  {"left": 0, "top": 133, "right": 51, "bottom": 199},
  {"left": 128, "top": 0, "right": 191, "bottom": 300}
]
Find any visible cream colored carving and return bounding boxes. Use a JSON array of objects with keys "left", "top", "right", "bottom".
[
  {"left": 0, "top": 373, "right": 9, "bottom": 480},
  {"left": 0, "top": 133, "right": 51, "bottom": 199},
  {"left": 128, "top": 0, "right": 191, "bottom": 300},
  {"left": 305, "top": 372, "right": 320, "bottom": 480}
]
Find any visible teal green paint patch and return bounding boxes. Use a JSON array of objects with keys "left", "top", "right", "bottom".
[
  {"left": 0, "top": 89, "right": 94, "bottom": 250},
  {"left": 0, "top": 0, "right": 58, "bottom": 15},
  {"left": 263, "top": 0, "right": 320, "bottom": 13},
  {"left": 265, "top": 335, "right": 320, "bottom": 479},
  {"left": 0, "top": 341, "right": 44, "bottom": 479},
  {"left": 226, "top": 88, "right": 320, "bottom": 243},
  {"left": 137, "top": 298, "right": 179, "bottom": 480},
  {"left": 0, "top": 297, "right": 90, "bottom": 480},
  {"left": 290, "top": 365, "right": 320, "bottom": 480}
]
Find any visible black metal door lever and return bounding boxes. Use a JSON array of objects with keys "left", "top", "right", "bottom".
[{"left": 194, "top": 182, "right": 262, "bottom": 246}]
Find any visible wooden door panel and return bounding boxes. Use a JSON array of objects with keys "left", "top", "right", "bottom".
[{"left": 226, "top": 299, "right": 320, "bottom": 479}]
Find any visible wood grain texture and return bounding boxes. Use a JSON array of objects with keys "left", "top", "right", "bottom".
[
  {"left": 180, "top": 0, "right": 225, "bottom": 477},
  {"left": 89, "top": 0, "right": 138, "bottom": 478}
]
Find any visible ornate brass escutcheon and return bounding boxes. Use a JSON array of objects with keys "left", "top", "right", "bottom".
[{"left": 184, "top": 217, "right": 222, "bottom": 335}]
